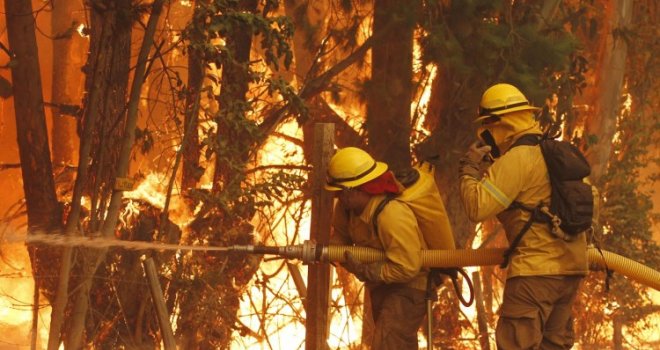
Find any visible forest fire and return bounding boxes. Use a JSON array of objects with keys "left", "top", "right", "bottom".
[{"left": 0, "top": 0, "right": 659, "bottom": 349}]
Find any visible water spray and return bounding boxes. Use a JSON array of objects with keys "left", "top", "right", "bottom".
[{"left": 8, "top": 233, "right": 660, "bottom": 290}]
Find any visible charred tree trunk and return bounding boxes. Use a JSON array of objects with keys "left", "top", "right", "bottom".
[
  {"left": 284, "top": 3, "right": 369, "bottom": 345},
  {"left": 51, "top": 0, "right": 86, "bottom": 177},
  {"left": 365, "top": 0, "right": 417, "bottom": 173}
]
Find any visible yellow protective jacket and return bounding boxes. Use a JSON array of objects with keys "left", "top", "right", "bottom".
[
  {"left": 459, "top": 136, "right": 588, "bottom": 278},
  {"left": 330, "top": 165, "right": 455, "bottom": 291}
]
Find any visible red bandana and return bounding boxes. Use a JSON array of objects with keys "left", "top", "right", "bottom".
[{"left": 358, "top": 171, "right": 403, "bottom": 195}]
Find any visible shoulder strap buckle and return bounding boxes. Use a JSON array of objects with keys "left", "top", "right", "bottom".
[{"left": 539, "top": 206, "right": 574, "bottom": 241}]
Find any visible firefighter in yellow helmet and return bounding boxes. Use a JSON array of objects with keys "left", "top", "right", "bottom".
[
  {"left": 458, "top": 83, "right": 588, "bottom": 349},
  {"left": 326, "top": 147, "right": 454, "bottom": 350}
]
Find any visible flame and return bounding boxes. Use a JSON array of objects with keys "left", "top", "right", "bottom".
[
  {"left": 123, "top": 172, "right": 195, "bottom": 227},
  {"left": 0, "top": 234, "right": 54, "bottom": 349},
  {"left": 75, "top": 23, "right": 88, "bottom": 38},
  {"left": 411, "top": 30, "right": 436, "bottom": 143}
]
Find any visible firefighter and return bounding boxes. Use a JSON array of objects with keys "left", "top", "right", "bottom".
[
  {"left": 458, "top": 83, "right": 588, "bottom": 349},
  {"left": 326, "top": 147, "right": 453, "bottom": 350}
]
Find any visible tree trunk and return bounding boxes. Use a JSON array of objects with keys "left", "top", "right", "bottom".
[
  {"left": 5, "top": 1, "right": 63, "bottom": 348},
  {"left": 5, "top": 0, "right": 60, "bottom": 233},
  {"left": 366, "top": 0, "right": 417, "bottom": 173},
  {"left": 612, "top": 313, "right": 623, "bottom": 350},
  {"left": 423, "top": 70, "right": 483, "bottom": 247},
  {"left": 417, "top": 55, "right": 487, "bottom": 348},
  {"left": 181, "top": 0, "right": 204, "bottom": 201},
  {"left": 51, "top": 0, "right": 86, "bottom": 175},
  {"left": 85, "top": 0, "right": 133, "bottom": 229},
  {"left": 582, "top": 0, "right": 632, "bottom": 184},
  {"left": 212, "top": 0, "right": 259, "bottom": 192},
  {"left": 65, "top": 1, "right": 165, "bottom": 348}
]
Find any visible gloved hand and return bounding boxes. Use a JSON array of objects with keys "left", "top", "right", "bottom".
[
  {"left": 342, "top": 251, "right": 383, "bottom": 282},
  {"left": 459, "top": 142, "right": 492, "bottom": 178}
]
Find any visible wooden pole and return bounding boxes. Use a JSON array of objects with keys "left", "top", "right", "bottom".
[
  {"left": 305, "top": 123, "right": 334, "bottom": 350},
  {"left": 472, "top": 271, "right": 490, "bottom": 350},
  {"left": 143, "top": 258, "right": 176, "bottom": 350}
]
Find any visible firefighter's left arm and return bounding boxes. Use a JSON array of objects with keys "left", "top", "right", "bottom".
[{"left": 459, "top": 148, "right": 530, "bottom": 222}]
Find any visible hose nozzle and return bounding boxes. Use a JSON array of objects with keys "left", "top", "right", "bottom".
[{"left": 228, "top": 240, "right": 324, "bottom": 264}]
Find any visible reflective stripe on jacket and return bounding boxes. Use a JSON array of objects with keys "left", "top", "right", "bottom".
[{"left": 459, "top": 140, "right": 588, "bottom": 278}]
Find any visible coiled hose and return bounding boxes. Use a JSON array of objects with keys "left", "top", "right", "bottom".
[{"left": 324, "top": 246, "right": 660, "bottom": 291}]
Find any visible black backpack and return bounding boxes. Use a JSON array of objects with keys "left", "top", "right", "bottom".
[{"left": 501, "top": 134, "right": 593, "bottom": 268}]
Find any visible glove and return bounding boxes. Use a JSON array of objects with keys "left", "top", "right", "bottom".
[
  {"left": 342, "top": 251, "right": 383, "bottom": 282},
  {"left": 459, "top": 142, "right": 492, "bottom": 178}
]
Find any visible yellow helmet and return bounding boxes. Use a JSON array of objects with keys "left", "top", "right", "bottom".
[
  {"left": 475, "top": 83, "right": 540, "bottom": 123},
  {"left": 325, "top": 147, "right": 388, "bottom": 191}
]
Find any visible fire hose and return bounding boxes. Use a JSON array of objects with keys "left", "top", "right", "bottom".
[
  {"left": 21, "top": 234, "right": 660, "bottom": 290},
  {"left": 229, "top": 241, "right": 660, "bottom": 291}
]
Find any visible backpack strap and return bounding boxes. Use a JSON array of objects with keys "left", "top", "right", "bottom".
[
  {"left": 510, "top": 133, "right": 542, "bottom": 148},
  {"left": 372, "top": 193, "right": 397, "bottom": 233},
  {"left": 371, "top": 168, "right": 420, "bottom": 233},
  {"left": 501, "top": 202, "right": 536, "bottom": 268},
  {"left": 499, "top": 134, "right": 546, "bottom": 268}
]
